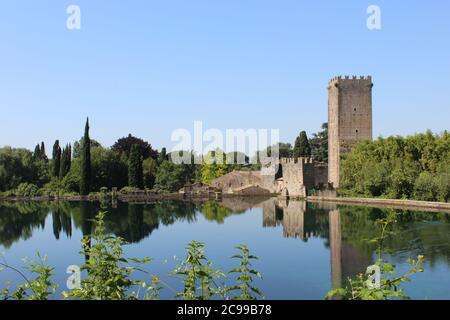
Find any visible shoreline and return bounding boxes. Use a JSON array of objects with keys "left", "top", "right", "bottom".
[
  {"left": 307, "top": 196, "right": 450, "bottom": 213},
  {"left": 1, "top": 193, "right": 450, "bottom": 213},
  {"left": 0, "top": 192, "right": 274, "bottom": 203}
]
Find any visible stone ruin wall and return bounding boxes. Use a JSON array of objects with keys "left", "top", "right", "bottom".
[
  {"left": 211, "top": 171, "right": 262, "bottom": 193},
  {"left": 259, "top": 157, "right": 328, "bottom": 197}
]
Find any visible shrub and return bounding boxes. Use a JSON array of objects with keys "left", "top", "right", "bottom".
[
  {"left": 414, "top": 172, "right": 438, "bottom": 201},
  {"left": 15, "top": 183, "right": 40, "bottom": 197}
]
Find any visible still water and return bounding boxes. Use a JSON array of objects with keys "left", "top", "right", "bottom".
[{"left": 0, "top": 198, "right": 450, "bottom": 299}]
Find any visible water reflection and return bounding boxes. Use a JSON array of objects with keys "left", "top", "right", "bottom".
[
  {"left": 260, "top": 198, "right": 372, "bottom": 288},
  {"left": 1, "top": 199, "right": 450, "bottom": 291}
]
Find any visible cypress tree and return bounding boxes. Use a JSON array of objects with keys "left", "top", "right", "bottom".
[
  {"left": 33, "top": 144, "right": 41, "bottom": 160},
  {"left": 293, "top": 131, "right": 311, "bottom": 158},
  {"left": 158, "top": 147, "right": 168, "bottom": 164},
  {"left": 40, "top": 142, "right": 47, "bottom": 161},
  {"left": 128, "top": 144, "right": 143, "bottom": 189},
  {"left": 59, "top": 147, "right": 65, "bottom": 179},
  {"left": 80, "top": 118, "right": 92, "bottom": 195},
  {"left": 61, "top": 144, "right": 72, "bottom": 178},
  {"left": 59, "top": 145, "right": 71, "bottom": 179},
  {"left": 67, "top": 144, "right": 72, "bottom": 172},
  {"left": 52, "top": 140, "right": 61, "bottom": 178}
]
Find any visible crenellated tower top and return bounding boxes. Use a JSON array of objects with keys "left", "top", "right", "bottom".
[{"left": 328, "top": 75, "right": 372, "bottom": 90}]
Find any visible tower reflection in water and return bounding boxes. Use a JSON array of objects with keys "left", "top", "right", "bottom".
[{"left": 261, "top": 198, "right": 371, "bottom": 289}]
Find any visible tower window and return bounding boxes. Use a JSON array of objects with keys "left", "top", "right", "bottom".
[
  {"left": 356, "top": 129, "right": 359, "bottom": 133},
  {"left": 354, "top": 108, "right": 357, "bottom": 112}
]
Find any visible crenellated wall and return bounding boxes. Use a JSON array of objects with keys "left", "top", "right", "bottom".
[{"left": 259, "top": 157, "right": 328, "bottom": 197}]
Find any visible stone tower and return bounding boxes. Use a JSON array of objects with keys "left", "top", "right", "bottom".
[{"left": 328, "top": 76, "right": 373, "bottom": 188}]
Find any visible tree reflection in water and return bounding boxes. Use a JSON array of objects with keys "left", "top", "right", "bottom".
[{"left": 0, "top": 199, "right": 450, "bottom": 288}]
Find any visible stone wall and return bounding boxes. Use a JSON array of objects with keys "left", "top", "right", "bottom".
[
  {"left": 280, "top": 158, "right": 308, "bottom": 197},
  {"left": 257, "top": 157, "right": 329, "bottom": 197},
  {"left": 211, "top": 171, "right": 262, "bottom": 194},
  {"left": 314, "top": 164, "right": 328, "bottom": 189}
]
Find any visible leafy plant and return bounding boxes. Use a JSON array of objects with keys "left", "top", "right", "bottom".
[
  {"left": 228, "top": 245, "right": 264, "bottom": 300},
  {"left": 325, "top": 213, "right": 425, "bottom": 300},
  {"left": 15, "top": 182, "right": 40, "bottom": 197},
  {"left": 0, "top": 253, "right": 56, "bottom": 300},
  {"left": 172, "top": 240, "right": 226, "bottom": 300},
  {"left": 62, "top": 211, "right": 156, "bottom": 300}
]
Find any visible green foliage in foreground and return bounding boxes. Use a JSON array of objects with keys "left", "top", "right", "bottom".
[
  {"left": 340, "top": 131, "right": 450, "bottom": 202},
  {"left": 0, "top": 253, "right": 56, "bottom": 300},
  {"left": 0, "top": 212, "right": 263, "bottom": 300},
  {"left": 325, "top": 213, "right": 425, "bottom": 300}
]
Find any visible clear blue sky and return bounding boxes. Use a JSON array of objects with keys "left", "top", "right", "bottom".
[{"left": 1, "top": 0, "right": 449, "bottom": 153}]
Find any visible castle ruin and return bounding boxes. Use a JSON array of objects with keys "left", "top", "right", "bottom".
[{"left": 210, "top": 76, "right": 373, "bottom": 197}]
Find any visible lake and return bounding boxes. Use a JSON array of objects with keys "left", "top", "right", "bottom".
[{"left": 0, "top": 198, "right": 450, "bottom": 300}]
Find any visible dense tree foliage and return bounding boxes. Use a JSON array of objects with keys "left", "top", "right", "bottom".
[
  {"left": 154, "top": 160, "right": 192, "bottom": 192},
  {"left": 52, "top": 140, "right": 61, "bottom": 178},
  {"left": 73, "top": 138, "right": 101, "bottom": 158},
  {"left": 201, "top": 150, "right": 227, "bottom": 184},
  {"left": 61, "top": 146, "right": 128, "bottom": 193},
  {"left": 143, "top": 158, "right": 157, "bottom": 189},
  {"left": 111, "top": 134, "right": 158, "bottom": 160},
  {"left": 158, "top": 147, "right": 168, "bottom": 164},
  {"left": 32, "top": 142, "right": 48, "bottom": 161},
  {"left": 340, "top": 131, "right": 450, "bottom": 202},
  {"left": 0, "top": 148, "right": 36, "bottom": 191},
  {"left": 293, "top": 131, "right": 311, "bottom": 158},
  {"left": 128, "top": 144, "right": 144, "bottom": 189},
  {"left": 59, "top": 144, "right": 71, "bottom": 179},
  {"left": 310, "top": 122, "right": 328, "bottom": 162},
  {"left": 261, "top": 143, "right": 293, "bottom": 159}
]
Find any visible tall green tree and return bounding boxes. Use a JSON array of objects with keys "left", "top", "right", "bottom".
[
  {"left": 59, "top": 146, "right": 67, "bottom": 179},
  {"left": 59, "top": 144, "right": 72, "bottom": 179},
  {"left": 80, "top": 118, "right": 92, "bottom": 195},
  {"left": 293, "top": 131, "right": 311, "bottom": 158},
  {"left": 310, "top": 123, "right": 328, "bottom": 162},
  {"left": 128, "top": 144, "right": 143, "bottom": 189},
  {"left": 39, "top": 142, "right": 48, "bottom": 161},
  {"left": 158, "top": 147, "right": 168, "bottom": 164},
  {"left": 32, "top": 144, "right": 41, "bottom": 160},
  {"left": 52, "top": 140, "right": 61, "bottom": 178},
  {"left": 143, "top": 158, "right": 157, "bottom": 189},
  {"left": 68, "top": 144, "right": 72, "bottom": 172}
]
